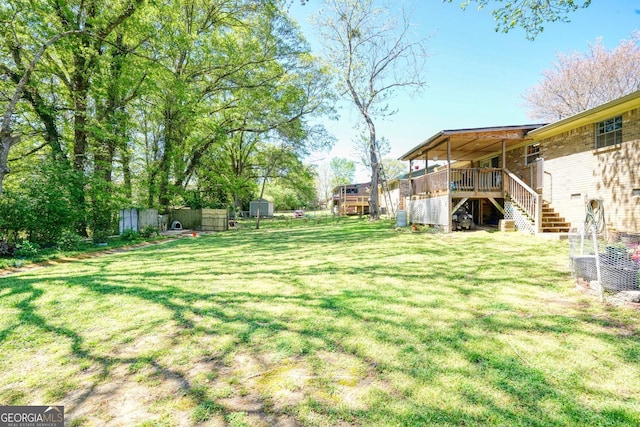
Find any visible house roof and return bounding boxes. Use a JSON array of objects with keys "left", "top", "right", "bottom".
[
  {"left": 396, "top": 165, "right": 437, "bottom": 180},
  {"left": 398, "top": 124, "right": 546, "bottom": 162},
  {"left": 331, "top": 182, "right": 371, "bottom": 193},
  {"left": 527, "top": 90, "right": 640, "bottom": 140}
]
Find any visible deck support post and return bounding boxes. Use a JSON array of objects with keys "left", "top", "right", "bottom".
[{"left": 446, "top": 138, "right": 452, "bottom": 233}]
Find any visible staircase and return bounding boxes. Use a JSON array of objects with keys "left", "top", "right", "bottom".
[
  {"left": 541, "top": 202, "right": 571, "bottom": 233},
  {"left": 504, "top": 170, "right": 571, "bottom": 234}
]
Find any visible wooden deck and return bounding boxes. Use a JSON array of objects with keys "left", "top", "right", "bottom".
[
  {"left": 334, "top": 195, "right": 369, "bottom": 215},
  {"left": 411, "top": 168, "right": 504, "bottom": 199},
  {"left": 407, "top": 167, "right": 561, "bottom": 234}
]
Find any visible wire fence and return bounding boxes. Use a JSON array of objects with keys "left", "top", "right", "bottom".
[
  {"left": 232, "top": 211, "right": 349, "bottom": 230},
  {"left": 570, "top": 229, "right": 640, "bottom": 299}
]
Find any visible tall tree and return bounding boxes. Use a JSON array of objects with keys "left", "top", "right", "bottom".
[
  {"left": 314, "top": 161, "right": 332, "bottom": 208},
  {"left": 312, "top": 0, "right": 428, "bottom": 220},
  {"left": 523, "top": 32, "right": 640, "bottom": 121},
  {"left": 1, "top": 0, "right": 147, "bottom": 235},
  {"left": 136, "top": 0, "right": 333, "bottom": 211},
  {"left": 329, "top": 157, "right": 355, "bottom": 188},
  {"left": 380, "top": 157, "right": 406, "bottom": 180},
  {"left": 1, "top": 0, "right": 335, "bottom": 239},
  {"left": 0, "top": 30, "right": 78, "bottom": 195}
]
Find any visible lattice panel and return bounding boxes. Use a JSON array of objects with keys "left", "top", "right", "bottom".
[
  {"left": 409, "top": 196, "right": 448, "bottom": 228},
  {"left": 504, "top": 201, "right": 535, "bottom": 234},
  {"left": 410, "top": 201, "right": 425, "bottom": 224}
]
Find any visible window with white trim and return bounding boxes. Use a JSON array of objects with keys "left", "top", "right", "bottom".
[
  {"left": 596, "top": 116, "right": 622, "bottom": 148},
  {"left": 525, "top": 143, "right": 540, "bottom": 165}
]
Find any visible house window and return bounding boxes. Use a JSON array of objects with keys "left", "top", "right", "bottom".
[
  {"left": 596, "top": 116, "right": 622, "bottom": 148},
  {"left": 525, "top": 143, "right": 540, "bottom": 165}
]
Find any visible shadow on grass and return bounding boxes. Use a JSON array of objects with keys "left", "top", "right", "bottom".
[{"left": 1, "top": 220, "right": 639, "bottom": 425}]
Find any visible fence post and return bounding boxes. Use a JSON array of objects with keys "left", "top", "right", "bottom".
[{"left": 592, "top": 226, "right": 604, "bottom": 303}]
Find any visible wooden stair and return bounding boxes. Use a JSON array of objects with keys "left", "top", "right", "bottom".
[{"left": 541, "top": 202, "right": 571, "bottom": 233}]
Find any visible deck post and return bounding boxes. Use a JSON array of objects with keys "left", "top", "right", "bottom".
[
  {"left": 535, "top": 193, "right": 543, "bottom": 233},
  {"left": 447, "top": 138, "right": 452, "bottom": 233}
]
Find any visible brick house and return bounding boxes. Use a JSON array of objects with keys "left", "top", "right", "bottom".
[
  {"left": 399, "top": 90, "right": 640, "bottom": 234},
  {"left": 523, "top": 91, "right": 640, "bottom": 234}
]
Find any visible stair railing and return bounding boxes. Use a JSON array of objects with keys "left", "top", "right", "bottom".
[{"left": 504, "top": 169, "right": 542, "bottom": 233}]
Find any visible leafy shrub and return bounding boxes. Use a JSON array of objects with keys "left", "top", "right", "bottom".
[
  {"left": 57, "top": 231, "right": 82, "bottom": 251},
  {"left": 0, "top": 190, "right": 31, "bottom": 244},
  {"left": 140, "top": 226, "right": 159, "bottom": 238},
  {"left": 92, "top": 229, "right": 110, "bottom": 244},
  {"left": 120, "top": 228, "right": 140, "bottom": 241},
  {"left": 0, "top": 160, "right": 84, "bottom": 246},
  {"left": 14, "top": 241, "right": 40, "bottom": 259}
]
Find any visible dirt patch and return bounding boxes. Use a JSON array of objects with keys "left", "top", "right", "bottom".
[{"left": 574, "top": 278, "right": 640, "bottom": 311}]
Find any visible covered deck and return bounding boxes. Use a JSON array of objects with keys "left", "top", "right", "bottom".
[
  {"left": 399, "top": 124, "right": 545, "bottom": 232},
  {"left": 332, "top": 183, "right": 371, "bottom": 216}
]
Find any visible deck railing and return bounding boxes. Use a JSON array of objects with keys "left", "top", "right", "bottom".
[
  {"left": 411, "top": 168, "right": 503, "bottom": 195},
  {"left": 504, "top": 169, "right": 542, "bottom": 233},
  {"left": 333, "top": 195, "right": 369, "bottom": 206},
  {"left": 333, "top": 194, "right": 369, "bottom": 215},
  {"left": 408, "top": 167, "right": 540, "bottom": 233},
  {"left": 412, "top": 169, "right": 448, "bottom": 194}
]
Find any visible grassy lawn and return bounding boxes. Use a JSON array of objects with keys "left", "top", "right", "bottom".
[{"left": 1, "top": 218, "right": 639, "bottom": 426}]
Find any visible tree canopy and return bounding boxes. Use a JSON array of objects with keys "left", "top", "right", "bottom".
[
  {"left": 523, "top": 32, "right": 640, "bottom": 121},
  {"left": 446, "top": 0, "right": 591, "bottom": 40},
  {"left": 0, "top": 0, "right": 334, "bottom": 243}
]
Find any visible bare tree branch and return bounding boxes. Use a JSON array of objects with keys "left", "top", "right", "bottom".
[{"left": 523, "top": 31, "right": 640, "bottom": 120}]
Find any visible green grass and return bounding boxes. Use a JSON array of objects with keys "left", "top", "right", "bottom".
[
  {"left": 0, "top": 234, "right": 171, "bottom": 270},
  {"left": 1, "top": 218, "right": 639, "bottom": 426}
]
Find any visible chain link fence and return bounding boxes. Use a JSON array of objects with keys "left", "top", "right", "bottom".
[{"left": 570, "top": 229, "right": 640, "bottom": 299}]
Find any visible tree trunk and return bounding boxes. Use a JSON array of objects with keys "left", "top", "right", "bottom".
[
  {"left": 255, "top": 177, "right": 270, "bottom": 230},
  {"left": 366, "top": 117, "right": 379, "bottom": 220},
  {"left": 12, "top": 79, "right": 65, "bottom": 160},
  {"left": 0, "top": 135, "right": 19, "bottom": 195},
  {"left": 72, "top": 66, "right": 90, "bottom": 236},
  {"left": 72, "top": 70, "right": 90, "bottom": 173},
  {"left": 0, "top": 30, "right": 81, "bottom": 196},
  {"left": 121, "top": 146, "right": 133, "bottom": 201}
]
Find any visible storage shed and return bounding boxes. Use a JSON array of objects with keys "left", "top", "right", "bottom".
[
  {"left": 119, "top": 208, "right": 159, "bottom": 233},
  {"left": 249, "top": 199, "right": 274, "bottom": 218}
]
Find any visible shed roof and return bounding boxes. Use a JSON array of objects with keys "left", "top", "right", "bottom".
[{"left": 398, "top": 124, "right": 546, "bottom": 162}]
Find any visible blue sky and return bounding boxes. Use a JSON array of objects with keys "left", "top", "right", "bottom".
[{"left": 289, "top": 1, "right": 640, "bottom": 181}]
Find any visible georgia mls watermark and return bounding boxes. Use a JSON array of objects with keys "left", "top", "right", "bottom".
[{"left": 0, "top": 406, "right": 64, "bottom": 427}]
